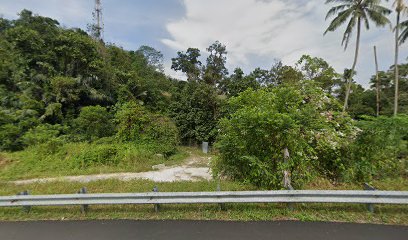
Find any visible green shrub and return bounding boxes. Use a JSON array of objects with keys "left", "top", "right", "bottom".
[
  {"left": 170, "top": 82, "right": 222, "bottom": 145},
  {"left": 20, "top": 124, "right": 65, "bottom": 154},
  {"left": 115, "top": 101, "right": 150, "bottom": 142},
  {"left": 344, "top": 115, "right": 408, "bottom": 182},
  {"left": 72, "top": 144, "right": 120, "bottom": 169},
  {"left": 92, "top": 136, "right": 116, "bottom": 145},
  {"left": 214, "top": 83, "right": 356, "bottom": 189},
  {"left": 143, "top": 114, "right": 179, "bottom": 156},
  {"left": 22, "top": 124, "right": 64, "bottom": 146},
  {"left": 73, "top": 105, "right": 114, "bottom": 141},
  {"left": 40, "top": 103, "right": 63, "bottom": 124},
  {"left": 0, "top": 124, "right": 23, "bottom": 151},
  {"left": 0, "top": 109, "right": 39, "bottom": 151},
  {"left": 115, "top": 101, "right": 179, "bottom": 155}
]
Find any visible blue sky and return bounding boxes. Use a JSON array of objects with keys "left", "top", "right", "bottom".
[{"left": 0, "top": 0, "right": 407, "bottom": 87}]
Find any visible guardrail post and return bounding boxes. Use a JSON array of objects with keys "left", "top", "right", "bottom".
[
  {"left": 78, "top": 187, "right": 88, "bottom": 214},
  {"left": 287, "top": 184, "right": 295, "bottom": 211},
  {"left": 17, "top": 190, "right": 31, "bottom": 213},
  {"left": 217, "top": 180, "right": 226, "bottom": 211},
  {"left": 153, "top": 186, "right": 160, "bottom": 212},
  {"left": 364, "top": 183, "right": 376, "bottom": 213}
]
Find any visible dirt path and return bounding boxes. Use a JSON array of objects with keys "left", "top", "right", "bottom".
[{"left": 12, "top": 155, "right": 212, "bottom": 185}]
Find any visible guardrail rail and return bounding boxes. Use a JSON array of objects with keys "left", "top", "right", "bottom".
[{"left": 1, "top": 190, "right": 407, "bottom": 213}]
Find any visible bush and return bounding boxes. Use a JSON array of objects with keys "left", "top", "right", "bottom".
[
  {"left": 214, "top": 83, "right": 356, "bottom": 189},
  {"left": 22, "top": 124, "right": 64, "bottom": 146},
  {"left": 0, "top": 123, "right": 23, "bottom": 151},
  {"left": 115, "top": 101, "right": 179, "bottom": 155},
  {"left": 73, "top": 105, "right": 114, "bottom": 141},
  {"left": 72, "top": 144, "right": 119, "bottom": 169},
  {"left": 0, "top": 109, "right": 39, "bottom": 151},
  {"left": 21, "top": 124, "right": 65, "bottom": 153},
  {"left": 344, "top": 115, "right": 408, "bottom": 182},
  {"left": 170, "top": 82, "right": 222, "bottom": 145},
  {"left": 115, "top": 101, "right": 150, "bottom": 142},
  {"left": 143, "top": 114, "right": 179, "bottom": 156}
]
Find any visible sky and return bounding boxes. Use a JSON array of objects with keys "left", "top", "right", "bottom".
[{"left": 0, "top": 0, "right": 407, "bottom": 88}]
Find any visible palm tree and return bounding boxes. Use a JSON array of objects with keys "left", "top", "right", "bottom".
[
  {"left": 393, "top": 0, "right": 407, "bottom": 116},
  {"left": 400, "top": 19, "right": 408, "bottom": 43},
  {"left": 324, "top": 0, "right": 391, "bottom": 112}
]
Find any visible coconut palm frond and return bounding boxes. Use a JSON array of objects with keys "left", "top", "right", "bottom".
[
  {"left": 342, "top": 16, "right": 357, "bottom": 49},
  {"left": 324, "top": 8, "right": 354, "bottom": 35},
  {"left": 326, "top": 4, "right": 353, "bottom": 20},
  {"left": 366, "top": 9, "right": 392, "bottom": 27},
  {"left": 325, "top": 0, "right": 391, "bottom": 49},
  {"left": 399, "top": 20, "right": 408, "bottom": 44}
]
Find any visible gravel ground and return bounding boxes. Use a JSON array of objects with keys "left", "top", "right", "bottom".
[{"left": 12, "top": 157, "right": 212, "bottom": 184}]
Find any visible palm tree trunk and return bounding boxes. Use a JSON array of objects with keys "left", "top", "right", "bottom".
[
  {"left": 374, "top": 46, "right": 380, "bottom": 116},
  {"left": 343, "top": 17, "right": 361, "bottom": 112},
  {"left": 394, "top": 12, "right": 400, "bottom": 117}
]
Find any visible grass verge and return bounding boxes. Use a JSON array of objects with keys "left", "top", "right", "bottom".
[
  {"left": 0, "top": 144, "right": 196, "bottom": 181},
  {"left": 0, "top": 178, "right": 407, "bottom": 225}
]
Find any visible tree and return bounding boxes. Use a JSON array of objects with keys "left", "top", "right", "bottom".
[
  {"left": 0, "top": 107, "right": 39, "bottom": 151},
  {"left": 22, "top": 124, "right": 64, "bottom": 146},
  {"left": 221, "top": 68, "right": 260, "bottom": 96},
  {"left": 203, "top": 41, "right": 228, "bottom": 86},
  {"left": 50, "top": 76, "right": 80, "bottom": 105},
  {"left": 115, "top": 101, "right": 179, "bottom": 155},
  {"left": 54, "top": 29, "right": 101, "bottom": 77},
  {"left": 170, "top": 82, "right": 222, "bottom": 144},
  {"left": 73, "top": 105, "right": 114, "bottom": 141},
  {"left": 171, "top": 48, "right": 202, "bottom": 82},
  {"left": 0, "top": 17, "right": 11, "bottom": 32},
  {"left": 346, "top": 115, "right": 408, "bottom": 181},
  {"left": 393, "top": 0, "right": 408, "bottom": 116},
  {"left": 348, "top": 83, "right": 377, "bottom": 118},
  {"left": 363, "top": 62, "right": 408, "bottom": 116},
  {"left": 324, "top": 0, "right": 391, "bottom": 112},
  {"left": 0, "top": 38, "right": 26, "bottom": 91},
  {"left": 400, "top": 19, "right": 408, "bottom": 43},
  {"left": 215, "top": 83, "right": 356, "bottom": 188},
  {"left": 136, "top": 45, "right": 164, "bottom": 72},
  {"left": 274, "top": 65, "right": 303, "bottom": 86},
  {"left": 373, "top": 46, "right": 380, "bottom": 116},
  {"left": 296, "top": 55, "right": 341, "bottom": 93},
  {"left": 249, "top": 67, "right": 275, "bottom": 86}
]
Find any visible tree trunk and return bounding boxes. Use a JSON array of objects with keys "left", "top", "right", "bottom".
[
  {"left": 343, "top": 17, "right": 361, "bottom": 112},
  {"left": 283, "top": 147, "right": 291, "bottom": 189},
  {"left": 374, "top": 46, "right": 380, "bottom": 116},
  {"left": 394, "top": 12, "right": 400, "bottom": 117}
]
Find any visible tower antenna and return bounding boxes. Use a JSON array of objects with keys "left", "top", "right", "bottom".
[{"left": 92, "top": 0, "right": 104, "bottom": 41}]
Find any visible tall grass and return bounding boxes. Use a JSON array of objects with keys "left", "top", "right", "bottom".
[{"left": 0, "top": 142, "right": 189, "bottom": 181}]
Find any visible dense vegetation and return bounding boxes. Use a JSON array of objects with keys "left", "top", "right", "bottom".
[{"left": 0, "top": 10, "right": 407, "bottom": 189}]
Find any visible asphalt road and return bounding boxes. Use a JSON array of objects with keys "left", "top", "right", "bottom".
[{"left": 0, "top": 220, "right": 407, "bottom": 240}]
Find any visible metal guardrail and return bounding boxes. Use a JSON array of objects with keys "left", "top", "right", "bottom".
[{"left": 1, "top": 190, "right": 407, "bottom": 208}]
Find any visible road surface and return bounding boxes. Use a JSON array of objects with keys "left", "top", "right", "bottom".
[{"left": 0, "top": 220, "right": 407, "bottom": 240}]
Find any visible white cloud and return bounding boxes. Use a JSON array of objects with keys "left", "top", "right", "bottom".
[
  {"left": 162, "top": 0, "right": 407, "bottom": 87},
  {"left": 0, "top": 0, "right": 91, "bottom": 28},
  {"left": 1, "top": 0, "right": 405, "bottom": 87}
]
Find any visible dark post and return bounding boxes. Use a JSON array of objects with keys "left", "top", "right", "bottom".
[
  {"left": 78, "top": 187, "right": 89, "bottom": 214},
  {"left": 153, "top": 186, "right": 160, "bottom": 212},
  {"left": 364, "top": 183, "right": 376, "bottom": 213},
  {"left": 217, "top": 179, "right": 226, "bottom": 211},
  {"left": 17, "top": 190, "right": 31, "bottom": 213},
  {"left": 287, "top": 184, "right": 295, "bottom": 211}
]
